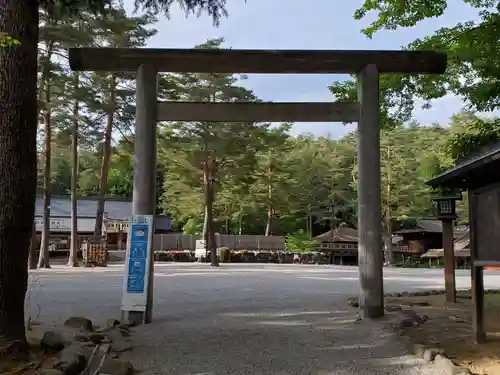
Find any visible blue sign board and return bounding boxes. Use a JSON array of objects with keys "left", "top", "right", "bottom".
[{"left": 126, "top": 222, "right": 149, "bottom": 294}]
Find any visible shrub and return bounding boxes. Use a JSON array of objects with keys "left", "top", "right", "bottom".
[{"left": 285, "top": 230, "right": 318, "bottom": 253}]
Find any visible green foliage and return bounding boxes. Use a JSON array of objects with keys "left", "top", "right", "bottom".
[
  {"left": 285, "top": 230, "right": 318, "bottom": 253},
  {"left": 0, "top": 33, "right": 20, "bottom": 47},
  {"left": 447, "top": 115, "right": 500, "bottom": 161},
  {"left": 330, "top": 0, "right": 500, "bottom": 126},
  {"left": 182, "top": 218, "right": 202, "bottom": 235}
]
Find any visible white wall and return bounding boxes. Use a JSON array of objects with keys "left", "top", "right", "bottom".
[{"left": 34, "top": 216, "right": 105, "bottom": 233}]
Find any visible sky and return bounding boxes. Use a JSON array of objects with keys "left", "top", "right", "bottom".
[{"left": 124, "top": 0, "right": 486, "bottom": 138}]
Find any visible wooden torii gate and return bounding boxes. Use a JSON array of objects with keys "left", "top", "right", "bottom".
[{"left": 69, "top": 48, "right": 447, "bottom": 324}]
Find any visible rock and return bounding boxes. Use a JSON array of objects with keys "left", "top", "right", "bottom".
[
  {"left": 399, "top": 310, "right": 426, "bottom": 328},
  {"left": 106, "top": 319, "right": 121, "bottom": 329},
  {"left": 63, "top": 317, "right": 94, "bottom": 332},
  {"left": 423, "top": 348, "right": 444, "bottom": 363},
  {"left": 41, "top": 330, "right": 66, "bottom": 352},
  {"left": 404, "top": 310, "right": 425, "bottom": 324},
  {"left": 99, "top": 358, "right": 135, "bottom": 375},
  {"left": 400, "top": 318, "right": 419, "bottom": 328},
  {"left": 87, "top": 333, "right": 107, "bottom": 344},
  {"left": 347, "top": 298, "right": 359, "bottom": 308},
  {"left": 54, "top": 342, "right": 92, "bottom": 375},
  {"left": 385, "top": 292, "right": 400, "bottom": 298}
]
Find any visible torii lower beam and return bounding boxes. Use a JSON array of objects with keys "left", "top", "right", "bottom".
[{"left": 157, "top": 102, "right": 360, "bottom": 122}]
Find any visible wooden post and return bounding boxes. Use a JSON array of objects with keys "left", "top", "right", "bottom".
[
  {"left": 442, "top": 219, "right": 456, "bottom": 303},
  {"left": 356, "top": 64, "right": 384, "bottom": 318},
  {"left": 469, "top": 191, "right": 485, "bottom": 343},
  {"left": 472, "top": 265, "right": 485, "bottom": 343},
  {"left": 127, "top": 64, "right": 158, "bottom": 325}
]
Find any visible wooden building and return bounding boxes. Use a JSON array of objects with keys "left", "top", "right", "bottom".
[
  {"left": 315, "top": 224, "right": 358, "bottom": 265},
  {"left": 34, "top": 195, "right": 172, "bottom": 252},
  {"left": 427, "top": 140, "right": 500, "bottom": 343},
  {"left": 393, "top": 219, "right": 468, "bottom": 256},
  {"left": 421, "top": 227, "right": 470, "bottom": 268},
  {"left": 393, "top": 219, "right": 443, "bottom": 255}
]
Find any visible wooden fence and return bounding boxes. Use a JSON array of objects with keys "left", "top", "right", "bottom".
[{"left": 153, "top": 233, "right": 285, "bottom": 251}]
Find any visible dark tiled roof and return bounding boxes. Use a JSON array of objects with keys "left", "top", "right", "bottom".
[
  {"left": 394, "top": 219, "right": 468, "bottom": 237},
  {"left": 394, "top": 219, "right": 443, "bottom": 234},
  {"left": 35, "top": 196, "right": 172, "bottom": 230},
  {"left": 315, "top": 226, "right": 358, "bottom": 242},
  {"left": 35, "top": 196, "right": 132, "bottom": 219}
]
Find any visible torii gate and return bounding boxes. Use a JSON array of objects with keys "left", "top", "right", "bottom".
[{"left": 69, "top": 48, "right": 446, "bottom": 324}]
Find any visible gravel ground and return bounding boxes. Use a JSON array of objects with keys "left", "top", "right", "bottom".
[{"left": 29, "top": 263, "right": 500, "bottom": 375}]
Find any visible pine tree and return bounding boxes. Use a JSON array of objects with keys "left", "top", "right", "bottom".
[
  {"left": 86, "top": 8, "right": 157, "bottom": 235},
  {"left": 161, "top": 39, "right": 268, "bottom": 266}
]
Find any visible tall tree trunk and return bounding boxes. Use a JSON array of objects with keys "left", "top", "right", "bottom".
[
  {"left": 306, "top": 205, "right": 313, "bottom": 237},
  {"left": 94, "top": 75, "right": 116, "bottom": 236},
  {"left": 28, "top": 220, "right": 37, "bottom": 270},
  {"left": 384, "top": 144, "right": 393, "bottom": 264},
  {"left": 238, "top": 211, "right": 243, "bottom": 235},
  {"left": 0, "top": 0, "right": 39, "bottom": 344},
  {"left": 37, "top": 41, "right": 54, "bottom": 269},
  {"left": 68, "top": 74, "right": 80, "bottom": 267},
  {"left": 203, "top": 155, "right": 218, "bottom": 267},
  {"left": 265, "top": 183, "right": 272, "bottom": 236},
  {"left": 330, "top": 204, "right": 336, "bottom": 240},
  {"left": 265, "top": 155, "right": 273, "bottom": 236}
]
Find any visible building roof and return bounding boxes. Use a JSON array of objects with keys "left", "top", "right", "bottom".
[
  {"left": 35, "top": 196, "right": 132, "bottom": 219},
  {"left": 394, "top": 219, "right": 443, "bottom": 234},
  {"left": 315, "top": 225, "right": 358, "bottom": 242},
  {"left": 421, "top": 248, "right": 470, "bottom": 258},
  {"left": 427, "top": 141, "right": 500, "bottom": 190},
  {"left": 394, "top": 220, "right": 468, "bottom": 239}
]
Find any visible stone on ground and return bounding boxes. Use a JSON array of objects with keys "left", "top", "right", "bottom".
[
  {"left": 99, "top": 358, "right": 135, "bottom": 375},
  {"left": 63, "top": 317, "right": 94, "bottom": 332}
]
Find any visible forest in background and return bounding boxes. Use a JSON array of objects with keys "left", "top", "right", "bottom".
[{"left": 37, "top": 3, "right": 500, "bottom": 244}]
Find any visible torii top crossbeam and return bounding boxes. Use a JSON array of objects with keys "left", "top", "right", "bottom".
[{"left": 69, "top": 48, "right": 446, "bottom": 74}]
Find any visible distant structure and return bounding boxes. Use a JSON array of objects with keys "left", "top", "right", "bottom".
[
  {"left": 315, "top": 223, "right": 358, "bottom": 265},
  {"left": 34, "top": 195, "right": 171, "bottom": 251},
  {"left": 393, "top": 219, "right": 468, "bottom": 255}
]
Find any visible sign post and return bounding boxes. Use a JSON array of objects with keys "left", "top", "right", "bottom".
[{"left": 121, "top": 215, "right": 154, "bottom": 324}]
